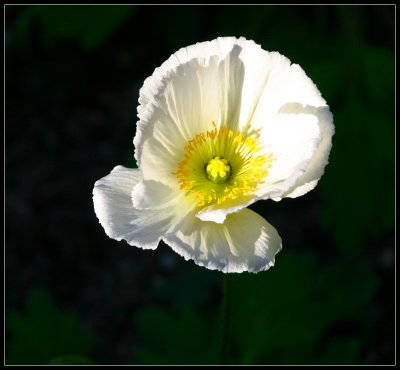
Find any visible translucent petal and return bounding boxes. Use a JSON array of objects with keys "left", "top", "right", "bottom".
[
  {"left": 93, "top": 166, "right": 176, "bottom": 249},
  {"left": 281, "top": 107, "right": 334, "bottom": 198},
  {"left": 164, "top": 208, "right": 282, "bottom": 273}
]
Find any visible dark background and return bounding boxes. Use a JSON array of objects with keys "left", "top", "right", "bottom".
[{"left": 5, "top": 5, "right": 395, "bottom": 365}]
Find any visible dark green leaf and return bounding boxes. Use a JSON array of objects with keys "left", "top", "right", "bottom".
[
  {"left": 6, "top": 289, "right": 94, "bottom": 365},
  {"left": 133, "top": 306, "right": 219, "bottom": 364},
  {"left": 48, "top": 355, "right": 96, "bottom": 365}
]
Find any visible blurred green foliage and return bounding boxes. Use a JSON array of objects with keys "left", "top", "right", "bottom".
[
  {"left": 154, "top": 265, "right": 219, "bottom": 309},
  {"left": 134, "top": 307, "right": 219, "bottom": 364},
  {"left": 132, "top": 252, "right": 378, "bottom": 364},
  {"left": 6, "top": 4, "right": 394, "bottom": 366},
  {"left": 316, "top": 42, "right": 394, "bottom": 255},
  {"left": 13, "top": 5, "right": 135, "bottom": 52},
  {"left": 47, "top": 355, "right": 96, "bottom": 365},
  {"left": 6, "top": 289, "right": 95, "bottom": 365}
]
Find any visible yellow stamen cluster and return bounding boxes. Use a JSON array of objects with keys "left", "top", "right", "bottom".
[
  {"left": 206, "top": 157, "right": 231, "bottom": 183},
  {"left": 173, "top": 122, "right": 273, "bottom": 207}
]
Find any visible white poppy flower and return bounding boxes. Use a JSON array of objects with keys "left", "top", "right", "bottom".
[{"left": 93, "top": 37, "right": 334, "bottom": 273}]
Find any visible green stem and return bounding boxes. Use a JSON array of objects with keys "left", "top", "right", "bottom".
[{"left": 220, "top": 273, "right": 232, "bottom": 364}]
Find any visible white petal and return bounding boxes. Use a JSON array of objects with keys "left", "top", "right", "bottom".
[
  {"left": 164, "top": 208, "right": 282, "bottom": 273},
  {"left": 135, "top": 57, "right": 221, "bottom": 187},
  {"left": 131, "top": 180, "right": 179, "bottom": 210},
  {"left": 256, "top": 109, "right": 323, "bottom": 200},
  {"left": 93, "top": 166, "right": 175, "bottom": 250},
  {"left": 196, "top": 195, "right": 254, "bottom": 224},
  {"left": 241, "top": 59, "right": 327, "bottom": 135},
  {"left": 282, "top": 107, "right": 334, "bottom": 198},
  {"left": 237, "top": 47, "right": 292, "bottom": 133},
  {"left": 233, "top": 45, "right": 332, "bottom": 200},
  {"left": 131, "top": 178, "right": 194, "bottom": 226},
  {"left": 137, "top": 36, "right": 249, "bottom": 123},
  {"left": 134, "top": 37, "right": 255, "bottom": 186}
]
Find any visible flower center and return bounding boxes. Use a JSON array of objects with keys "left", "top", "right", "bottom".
[
  {"left": 206, "top": 157, "right": 231, "bottom": 183},
  {"left": 173, "top": 122, "right": 273, "bottom": 207}
]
